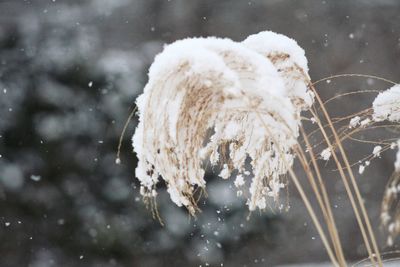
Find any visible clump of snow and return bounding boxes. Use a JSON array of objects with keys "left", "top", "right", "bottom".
[
  {"left": 310, "top": 117, "right": 317, "bottom": 124},
  {"left": 218, "top": 164, "right": 230, "bottom": 179},
  {"left": 372, "top": 145, "right": 382, "bottom": 158},
  {"left": 349, "top": 116, "right": 361, "bottom": 128},
  {"left": 132, "top": 31, "right": 312, "bottom": 214},
  {"left": 358, "top": 165, "right": 365, "bottom": 175},
  {"left": 372, "top": 84, "right": 400, "bottom": 122},
  {"left": 358, "top": 161, "right": 370, "bottom": 175},
  {"left": 320, "top": 148, "right": 331, "bottom": 161},
  {"left": 391, "top": 142, "right": 397, "bottom": 150},
  {"left": 234, "top": 175, "right": 245, "bottom": 187},
  {"left": 360, "top": 118, "right": 371, "bottom": 127}
]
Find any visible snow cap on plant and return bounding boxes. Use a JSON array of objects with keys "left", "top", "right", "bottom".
[
  {"left": 132, "top": 31, "right": 311, "bottom": 215},
  {"left": 372, "top": 85, "right": 400, "bottom": 244},
  {"left": 372, "top": 84, "right": 400, "bottom": 122},
  {"left": 243, "top": 31, "right": 314, "bottom": 112}
]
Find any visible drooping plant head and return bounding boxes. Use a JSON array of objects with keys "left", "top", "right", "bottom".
[
  {"left": 372, "top": 84, "right": 400, "bottom": 245},
  {"left": 243, "top": 31, "right": 314, "bottom": 112},
  {"left": 372, "top": 84, "right": 400, "bottom": 123},
  {"left": 132, "top": 31, "right": 312, "bottom": 215}
]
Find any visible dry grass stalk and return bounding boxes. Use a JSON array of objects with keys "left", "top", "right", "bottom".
[
  {"left": 298, "top": 125, "right": 346, "bottom": 265},
  {"left": 308, "top": 88, "right": 382, "bottom": 266}
]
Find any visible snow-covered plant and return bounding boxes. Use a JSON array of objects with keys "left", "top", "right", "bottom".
[
  {"left": 132, "top": 31, "right": 312, "bottom": 215},
  {"left": 333, "top": 82, "right": 400, "bottom": 248},
  {"left": 243, "top": 31, "right": 314, "bottom": 112},
  {"left": 380, "top": 141, "right": 400, "bottom": 246},
  {"left": 372, "top": 84, "right": 400, "bottom": 123},
  {"left": 358, "top": 84, "right": 400, "bottom": 245},
  {"left": 129, "top": 31, "right": 399, "bottom": 266}
]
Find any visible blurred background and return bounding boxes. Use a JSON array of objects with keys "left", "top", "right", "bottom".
[{"left": 0, "top": 0, "right": 399, "bottom": 266}]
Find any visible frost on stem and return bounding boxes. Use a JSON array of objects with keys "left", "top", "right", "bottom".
[{"left": 132, "top": 31, "right": 312, "bottom": 215}]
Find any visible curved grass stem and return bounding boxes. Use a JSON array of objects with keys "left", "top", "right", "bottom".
[{"left": 309, "top": 83, "right": 383, "bottom": 267}]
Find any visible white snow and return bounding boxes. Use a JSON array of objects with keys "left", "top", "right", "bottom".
[
  {"left": 234, "top": 175, "right": 245, "bottom": 187},
  {"left": 372, "top": 145, "right": 382, "bottom": 158},
  {"left": 360, "top": 118, "right": 371, "bottom": 127},
  {"left": 372, "top": 84, "right": 400, "bottom": 122},
  {"left": 391, "top": 142, "right": 397, "bottom": 149},
  {"left": 218, "top": 164, "right": 230, "bottom": 179},
  {"left": 349, "top": 116, "right": 361, "bottom": 128},
  {"left": 320, "top": 148, "right": 331, "bottom": 161},
  {"left": 243, "top": 31, "right": 314, "bottom": 110},
  {"left": 359, "top": 165, "right": 365, "bottom": 175}
]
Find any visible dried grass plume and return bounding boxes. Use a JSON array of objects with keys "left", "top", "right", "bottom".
[{"left": 132, "top": 31, "right": 312, "bottom": 215}]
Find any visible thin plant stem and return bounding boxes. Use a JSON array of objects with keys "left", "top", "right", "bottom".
[
  {"left": 323, "top": 90, "right": 381, "bottom": 106},
  {"left": 294, "top": 143, "right": 346, "bottom": 265},
  {"left": 309, "top": 84, "right": 383, "bottom": 266},
  {"left": 312, "top": 73, "right": 397, "bottom": 87},
  {"left": 299, "top": 125, "right": 347, "bottom": 265},
  {"left": 116, "top": 105, "right": 138, "bottom": 164},
  {"left": 310, "top": 105, "right": 378, "bottom": 266}
]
